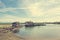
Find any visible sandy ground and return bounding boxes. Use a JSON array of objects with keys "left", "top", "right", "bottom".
[
  {"left": 24, "top": 36, "right": 60, "bottom": 40},
  {"left": 0, "top": 29, "right": 24, "bottom": 40}
]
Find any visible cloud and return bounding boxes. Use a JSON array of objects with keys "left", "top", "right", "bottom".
[
  {"left": 0, "top": 14, "right": 60, "bottom": 22},
  {"left": 0, "top": 7, "right": 27, "bottom": 12},
  {"left": 0, "top": 0, "right": 60, "bottom": 22},
  {"left": 26, "top": 2, "right": 45, "bottom": 17},
  {"left": 0, "top": 14, "right": 32, "bottom": 22},
  {"left": 22, "top": 0, "right": 60, "bottom": 17},
  {"left": 46, "top": 6, "right": 60, "bottom": 14},
  {"left": 48, "top": 0, "right": 60, "bottom": 3}
]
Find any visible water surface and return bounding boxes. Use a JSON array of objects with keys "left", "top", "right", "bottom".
[{"left": 16, "top": 24, "right": 60, "bottom": 39}]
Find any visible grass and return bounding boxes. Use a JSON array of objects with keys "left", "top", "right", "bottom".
[{"left": 0, "top": 24, "right": 11, "bottom": 27}]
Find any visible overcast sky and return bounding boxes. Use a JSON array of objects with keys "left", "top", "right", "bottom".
[{"left": 0, "top": 0, "right": 60, "bottom": 22}]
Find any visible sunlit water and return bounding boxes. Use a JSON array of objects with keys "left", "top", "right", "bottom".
[{"left": 16, "top": 24, "right": 60, "bottom": 39}]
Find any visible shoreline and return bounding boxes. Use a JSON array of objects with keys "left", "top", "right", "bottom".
[{"left": 0, "top": 29, "right": 24, "bottom": 40}]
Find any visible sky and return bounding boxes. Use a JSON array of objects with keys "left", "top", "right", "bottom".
[{"left": 0, "top": 0, "right": 60, "bottom": 22}]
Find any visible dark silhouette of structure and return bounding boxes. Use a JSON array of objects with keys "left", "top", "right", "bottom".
[
  {"left": 12, "top": 22, "right": 20, "bottom": 28},
  {"left": 11, "top": 22, "right": 20, "bottom": 33},
  {"left": 25, "top": 21, "right": 34, "bottom": 27},
  {"left": 25, "top": 21, "right": 46, "bottom": 27}
]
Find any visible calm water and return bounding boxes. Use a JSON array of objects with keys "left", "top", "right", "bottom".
[{"left": 16, "top": 24, "right": 60, "bottom": 38}]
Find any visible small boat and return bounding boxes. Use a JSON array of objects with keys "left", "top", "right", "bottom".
[{"left": 25, "top": 23, "right": 46, "bottom": 27}]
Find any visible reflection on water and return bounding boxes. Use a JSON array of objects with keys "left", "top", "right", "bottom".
[{"left": 16, "top": 24, "right": 60, "bottom": 38}]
